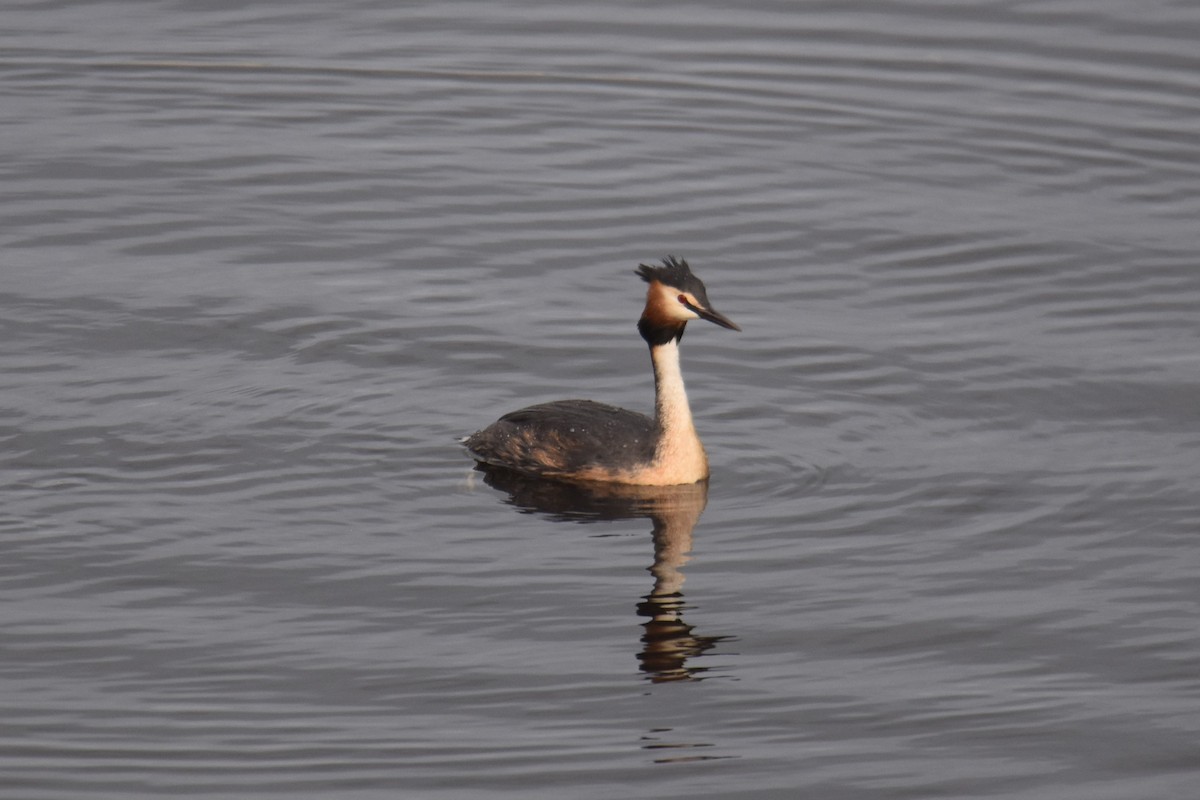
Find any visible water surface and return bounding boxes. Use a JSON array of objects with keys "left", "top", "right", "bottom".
[{"left": 3, "top": 2, "right": 1199, "bottom": 798}]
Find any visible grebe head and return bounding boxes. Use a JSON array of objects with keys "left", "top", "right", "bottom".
[{"left": 636, "top": 256, "right": 740, "bottom": 345}]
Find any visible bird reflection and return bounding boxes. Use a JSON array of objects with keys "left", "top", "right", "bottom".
[{"left": 473, "top": 464, "right": 730, "bottom": 682}]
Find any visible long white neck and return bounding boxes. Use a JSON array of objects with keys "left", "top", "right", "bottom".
[
  {"left": 651, "top": 340, "right": 694, "bottom": 436},
  {"left": 649, "top": 340, "right": 709, "bottom": 483}
]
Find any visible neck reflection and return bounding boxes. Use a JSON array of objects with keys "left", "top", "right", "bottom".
[{"left": 472, "top": 465, "right": 730, "bottom": 682}]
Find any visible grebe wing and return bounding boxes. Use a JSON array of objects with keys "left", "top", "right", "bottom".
[{"left": 465, "top": 399, "right": 656, "bottom": 477}]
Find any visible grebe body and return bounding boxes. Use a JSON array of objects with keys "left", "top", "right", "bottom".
[{"left": 465, "top": 257, "right": 739, "bottom": 486}]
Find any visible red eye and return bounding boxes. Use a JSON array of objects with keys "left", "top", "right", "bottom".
[{"left": 677, "top": 294, "right": 688, "bottom": 305}]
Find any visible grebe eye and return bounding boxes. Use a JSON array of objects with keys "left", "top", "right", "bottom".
[{"left": 677, "top": 294, "right": 688, "bottom": 305}]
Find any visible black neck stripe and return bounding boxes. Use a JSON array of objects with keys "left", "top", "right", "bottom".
[{"left": 638, "top": 316, "right": 685, "bottom": 347}]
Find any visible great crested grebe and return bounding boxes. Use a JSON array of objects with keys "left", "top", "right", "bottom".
[{"left": 464, "top": 256, "right": 740, "bottom": 486}]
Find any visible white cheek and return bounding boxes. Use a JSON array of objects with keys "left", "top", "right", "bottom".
[{"left": 655, "top": 285, "right": 699, "bottom": 321}]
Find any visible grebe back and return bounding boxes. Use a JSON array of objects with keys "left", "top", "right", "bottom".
[{"left": 464, "top": 256, "right": 740, "bottom": 486}]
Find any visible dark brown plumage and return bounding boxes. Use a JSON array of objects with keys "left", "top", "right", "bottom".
[{"left": 465, "top": 399, "right": 656, "bottom": 478}]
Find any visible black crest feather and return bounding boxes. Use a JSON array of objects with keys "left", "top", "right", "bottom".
[{"left": 636, "top": 255, "right": 695, "bottom": 289}]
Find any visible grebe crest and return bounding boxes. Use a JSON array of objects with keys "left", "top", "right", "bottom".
[{"left": 465, "top": 256, "right": 740, "bottom": 486}]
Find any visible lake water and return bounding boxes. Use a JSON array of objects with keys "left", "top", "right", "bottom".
[{"left": 3, "top": 2, "right": 1199, "bottom": 798}]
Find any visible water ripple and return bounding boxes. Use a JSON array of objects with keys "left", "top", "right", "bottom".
[{"left": 3, "top": 1, "right": 1200, "bottom": 798}]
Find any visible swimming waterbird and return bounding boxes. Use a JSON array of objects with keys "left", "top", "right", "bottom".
[{"left": 464, "top": 257, "right": 740, "bottom": 485}]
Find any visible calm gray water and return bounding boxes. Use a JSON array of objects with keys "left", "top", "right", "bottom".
[{"left": 3, "top": 2, "right": 1199, "bottom": 798}]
